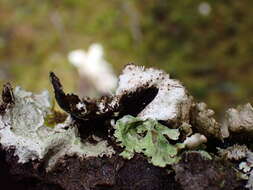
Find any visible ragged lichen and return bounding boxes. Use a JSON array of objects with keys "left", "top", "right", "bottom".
[
  {"left": 191, "top": 102, "right": 222, "bottom": 139},
  {"left": 218, "top": 144, "right": 249, "bottom": 161},
  {"left": 114, "top": 115, "right": 184, "bottom": 167}
]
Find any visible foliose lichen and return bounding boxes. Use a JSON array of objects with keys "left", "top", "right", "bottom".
[{"left": 114, "top": 115, "right": 185, "bottom": 167}]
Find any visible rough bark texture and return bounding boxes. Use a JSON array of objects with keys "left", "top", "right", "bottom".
[
  {"left": 1, "top": 149, "right": 182, "bottom": 190},
  {"left": 173, "top": 152, "right": 243, "bottom": 190}
]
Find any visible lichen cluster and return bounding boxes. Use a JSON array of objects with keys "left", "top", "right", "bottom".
[
  {"left": 0, "top": 86, "right": 114, "bottom": 170},
  {"left": 1, "top": 64, "right": 253, "bottom": 190}
]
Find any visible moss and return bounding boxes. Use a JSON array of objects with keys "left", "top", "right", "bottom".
[{"left": 114, "top": 115, "right": 184, "bottom": 167}]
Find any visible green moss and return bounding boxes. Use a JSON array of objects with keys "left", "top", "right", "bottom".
[{"left": 114, "top": 115, "right": 184, "bottom": 167}]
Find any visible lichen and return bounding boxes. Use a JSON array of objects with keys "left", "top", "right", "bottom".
[
  {"left": 1, "top": 64, "right": 252, "bottom": 189},
  {"left": 0, "top": 86, "right": 115, "bottom": 170},
  {"left": 218, "top": 144, "right": 249, "bottom": 161},
  {"left": 191, "top": 102, "right": 222, "bottom": 139},
  {"left": 183, "top": 133, "right": 207, "bottom": 149},
  {"left": 114, "top": 115, "right": 184, "bottom": 167},
  {"left": 217, "top": 144, "right": 253, "bottom": 189},
  {"left": 223, "top": 103, "right": 253, "bottom": 136},
  {"left": 116, "top": 64, "right": 193, "bottom": 124}
]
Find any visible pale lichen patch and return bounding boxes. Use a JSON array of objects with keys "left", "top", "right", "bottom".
[
  {"left": 183, "top": 133, "right": 207, "bottom": 149},
  {"left": 116, "top": 64, "right": 192, "bottom": 124},
  {"left": 0, "top": 87, "right": 115, "bottom": 171}
]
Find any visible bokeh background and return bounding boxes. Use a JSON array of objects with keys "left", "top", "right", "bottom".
[{"left": 0, "top": 0, "right": 253, "bottom": 115}]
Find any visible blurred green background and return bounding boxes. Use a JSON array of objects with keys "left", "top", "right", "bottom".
[{"left": 0, "top": 0, "right": 253, "bottom": 114}]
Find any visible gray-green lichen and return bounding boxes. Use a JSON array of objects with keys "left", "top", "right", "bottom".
[
  {"left": 0, "top": 87, "right": 115, "bottom": 171},
  {"left": 114, "top": 115, "right": 185, "bottom": 167}
]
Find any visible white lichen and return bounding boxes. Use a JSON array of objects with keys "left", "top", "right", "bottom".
[
  {"left": 183, "top": 133, "right": 207, "bottom": 149},
  {"left": 116, "top": 64, "right": 192, "bottom": 123},
  {"left": 0, "top": 87, "right": 115, "bottom": 171}
]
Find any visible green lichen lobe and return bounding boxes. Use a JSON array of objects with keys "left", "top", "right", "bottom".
[{"left": 114, "top": 115, "right": 184, "bottom": 167}]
